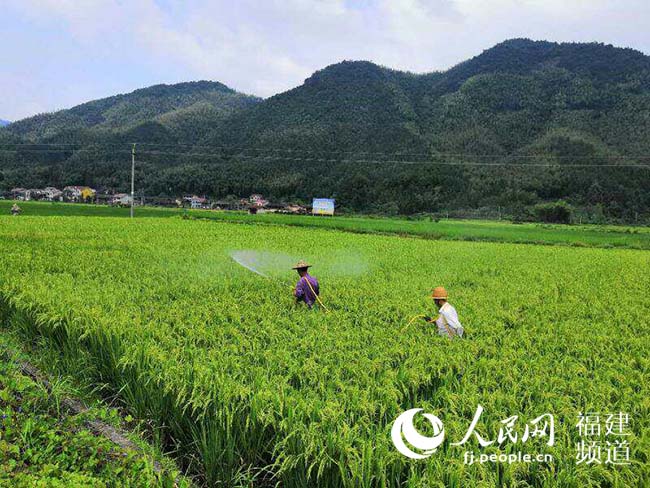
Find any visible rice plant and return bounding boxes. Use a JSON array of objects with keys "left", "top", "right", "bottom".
[{"left": 0, "top": 215, "right": 648, "bottom": 486}]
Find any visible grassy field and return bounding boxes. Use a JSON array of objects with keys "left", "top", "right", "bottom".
[
  {"left": 191, "top": 211, "right": 650, "bottom": 249},
  {"left": 0, "top": 200, "right": 177, "bottom": 218},
  {"left": 2, "top": 200, "right": 650, "bottom": 249},
  {"left": 0, "top": 332, "right": 186, "bottom": 487},
  {"left": 0, "top": 214, "right": 648, "bottom": 486}
]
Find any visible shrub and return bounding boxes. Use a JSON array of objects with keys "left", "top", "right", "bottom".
[{"left": 533, "top": 200, "right": 573, "bottom": 224}]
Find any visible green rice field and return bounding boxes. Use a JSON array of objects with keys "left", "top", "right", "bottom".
[
  {"left": 2, "top": 200, "right": 649, "bottom": 249},
  {"left": 0, "top": 213, "right": 648, "bottom": 486}
]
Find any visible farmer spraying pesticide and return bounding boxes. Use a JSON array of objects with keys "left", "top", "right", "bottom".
[
  {"left": 292, "top": 260, "right": 321, "bottom": 309},
  {"left": 229, "top": 251, "right": 329, "bottom": 311},
  {"left": 423, "top": 286, "right": 464, "bottom": 338}
]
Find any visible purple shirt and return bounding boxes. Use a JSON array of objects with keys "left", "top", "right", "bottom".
[{"left": 294, "top": 274, "right": 320, "bottom": 307}]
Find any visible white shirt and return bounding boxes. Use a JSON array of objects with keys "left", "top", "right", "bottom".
[{"left": 435, "top": 302, "right": 464, "bottom": 338}]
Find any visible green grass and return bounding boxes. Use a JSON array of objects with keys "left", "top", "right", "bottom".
[
  {"left": 3, "top": 200, "right": 650, "bottom": 249},
  {"left": 190, "top": 210, "right": 650, "bottom": 249},
  {"left": 0, "top": 215, "right": 648, "bottom": 486},
  {"left": 0, "top": 200, "right": 177, "bottom": 218},
  {"left": 0, "top": 331, "right": 188, "bottom": 487}
]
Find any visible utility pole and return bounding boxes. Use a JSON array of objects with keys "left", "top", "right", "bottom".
[{"left": 130, "top": 143, "right": 135, "bottom": 218}]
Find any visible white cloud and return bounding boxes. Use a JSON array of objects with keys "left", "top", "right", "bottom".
[{"left": 2, "top": 0, "right": 650, "bottom": 119}]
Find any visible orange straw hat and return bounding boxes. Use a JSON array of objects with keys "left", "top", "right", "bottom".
[
  {"left": 431, "top": 286, "right": 448, "bottom": 300},
  {"left": 292, "top": 260, "right": 312, "bottom": 270}
]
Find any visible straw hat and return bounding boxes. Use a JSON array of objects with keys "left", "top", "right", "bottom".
[
  {"left": 292, "top": 260, "right": 312, "bottom": 270},
  {"left": 431, "top": 286, "right": 448, "bottom": 300}
]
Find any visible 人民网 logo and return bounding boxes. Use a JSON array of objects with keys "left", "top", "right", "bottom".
[{"left": 391, "top": 408, "right": 445, "bottom": 459}]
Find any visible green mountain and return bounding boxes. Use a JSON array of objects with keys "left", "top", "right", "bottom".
[
  {"left": 1, "top": 39, "right": 649, "bottom": 221},
  {"left": 206, "top": 39, "right": 650, "bottom": 155},
  {"left": 206, "top": 61, "right": 425, "bottom": 153},
  {"left": 5, "top": 81, "right": 261, "bottom": 143}
]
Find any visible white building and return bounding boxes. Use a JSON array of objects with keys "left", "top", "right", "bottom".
[
  {"left": 43, "top": 187, "right": 63, "bottom": 201},
  {"left": 190, "top": 196, "right": 208, "bottom": 209},
  {"left": 111, "top": 193, "right": 133, "bottom": 206}
]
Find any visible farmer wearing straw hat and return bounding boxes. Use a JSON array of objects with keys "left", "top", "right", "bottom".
[
  {"left": 292, "top": 260, "right": 320, "bottom": 308},
  {"left": 424, "top": 286, "right": 464, "bottom": 338}
]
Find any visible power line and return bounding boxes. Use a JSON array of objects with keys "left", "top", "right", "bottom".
[
  {"left": 0, "top": 149, "right": 132, "bottom": 154},
  {"left": 1, "top": 142, "right": 650, "bottom": 160},
  {"left": 133, "top": 145, "right": 650, "bottom": 160},
  {"left": 137, "top": 152, "right": 650, "bottom": 168},
  {"left": 1, "top": 148, "right": 650, "bottom": 166},
  {"left": 135, "top": 149, "right": 650, "bottom": 161},
  {"left": 1, "top": 147, "right": 649, "bottom": 168}
]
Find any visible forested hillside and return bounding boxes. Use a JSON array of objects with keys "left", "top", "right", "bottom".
[
  {"left": 4, "top": 81, "right": 260, "bottom": 143},
  {"left": 1, "top": 39, "right": 649, "bottom": 221}
]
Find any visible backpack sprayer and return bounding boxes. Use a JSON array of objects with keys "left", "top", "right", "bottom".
[{"left": 299, "top": 274, "right": 329, "bottom": 312}]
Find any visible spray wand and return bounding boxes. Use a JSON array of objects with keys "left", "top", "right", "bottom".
[
  {"left": 402, "top": 314, "right": 426, "bottom": 332},
  {"left": 402, "top": 313, "right": 442, "bottom": 332},
  {"left": 229, "top": 252, "right": 328, "bottom": 311}
]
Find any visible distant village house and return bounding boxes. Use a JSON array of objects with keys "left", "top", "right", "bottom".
[
  {"left": 63, "top": 186, "right": 96, "bottom": 203},
  {"left": 43, "top": 187, "right": 63, "bottom": 201},
  {"left": 191, "top": 196, "right": 208, "bottom": 209},
  {"left": 181, "top": 195, "right": 209, "bottom": 209},
  {"left": 9, "top": 187, "right": 63, "bottom": 201},
  {"left": 110, "top": 193, "right": 133, "bottom": 206},
  {"left": 284, "top": 204, "right": 307, "bottom": 215},
  {"left": 10, "top": 188, "right": 27, "bottom": 200},
  {"left": 249, "top": 194, "right": 268, "bottom": 207},
  {"left": 25, "top": 189, "right": 47, "bottom": 201}
]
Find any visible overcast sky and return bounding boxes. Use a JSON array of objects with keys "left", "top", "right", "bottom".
[{"left": 2, "top": 0, "right": 649, "bottom": 121}]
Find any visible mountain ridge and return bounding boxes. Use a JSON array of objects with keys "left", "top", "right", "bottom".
[
  {"left": 1, "top": 38, "right": 649, "bottom": 220},
  {"left": 5, "top": 80, "right": 261, "bottom": 142}
]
